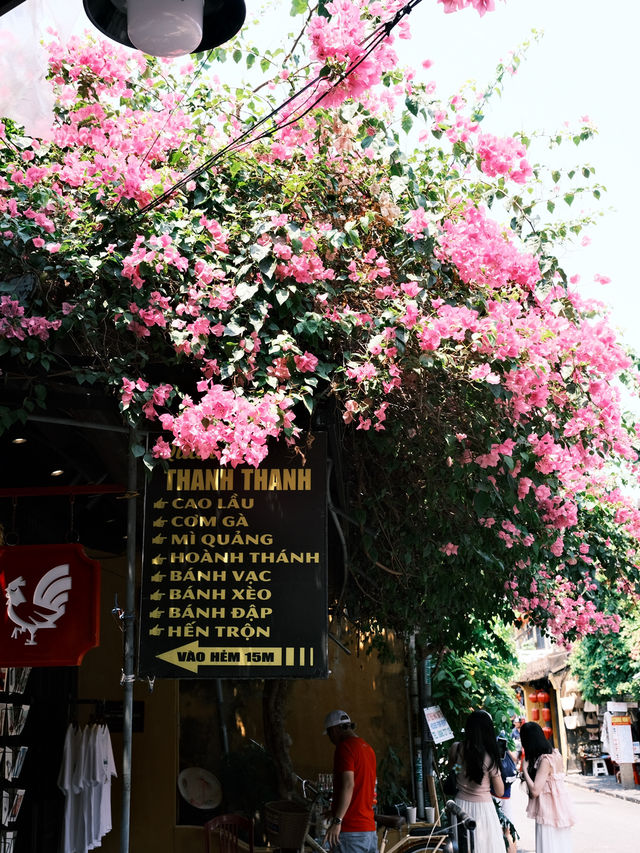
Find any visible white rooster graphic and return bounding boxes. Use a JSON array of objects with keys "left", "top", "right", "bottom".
[{"left": 4, "top": 563, "right": 72, "bottom": 645}]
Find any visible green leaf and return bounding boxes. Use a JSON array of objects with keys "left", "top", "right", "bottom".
[
  {"left": 236, "top": 282, "right": 260, "bottom": 302},
  {"left": 344, "top": 228, "right": 361, "bottom": 249},
  {"left": 401, "top": 112, "right": 413, "bottom": 134},
  {"left": 405, "top": 97, "right": 419, "bottom": 117},
  {"left": 193, "top": 187, "right": 208, "bottom": 205},
  {"left": 0, "top": 273, "right": 36, "bottom": 301},
  {"left": 224, "top": 322, "right": 246, "bottom": 337},
  {"left": 564, "top": 193, "right": 575, "bottom": 206},
  {"left": 473, "top": 491, "right": 492, "bottom": 517},
  {"left": 249, "top": 242, "right": 271, "bottom": 262},
  {"left": 258, "top": 258, "right": 277, "bottom": 279}
]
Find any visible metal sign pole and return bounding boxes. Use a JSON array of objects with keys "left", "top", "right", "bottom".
[
  {"left": 419, "top": 657, "right": 433, "bottom": 812},
  {"left": 120, "top": 430, "right": 138, "bottom": 853}
]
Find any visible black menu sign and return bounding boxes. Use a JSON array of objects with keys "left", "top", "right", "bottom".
[{"left": 138, "top": 434, "right": 328, "bottom": 678}]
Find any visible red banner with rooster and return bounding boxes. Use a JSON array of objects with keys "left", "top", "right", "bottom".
[{"left": 0, "top": 544, "right": 100, "bottom": 666}]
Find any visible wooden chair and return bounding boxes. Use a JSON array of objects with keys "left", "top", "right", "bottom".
[{"left": 205, "top": 814, "right": 255, "bottom": 853}]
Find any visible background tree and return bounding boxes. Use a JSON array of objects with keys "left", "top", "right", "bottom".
[
  {"left": 430, "top": 621, "right": 520, "bottom": 738},
  {"left": 428, "top": 620, "right": 520, "bottom": 793},
  {"left": 570, "top": 586, "right": 640, "bottom": 703}
]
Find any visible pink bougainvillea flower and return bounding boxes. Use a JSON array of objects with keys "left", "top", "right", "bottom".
[{"left": 293, "top": 351, "right": 319, "bottom": 373}]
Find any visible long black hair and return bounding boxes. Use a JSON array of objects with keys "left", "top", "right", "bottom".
[
  {"left": 461, "top": 710, "right": 501, "bottom": 785},
  {"left": 520, "top": 721, "right": 553, "bottom": 780}
]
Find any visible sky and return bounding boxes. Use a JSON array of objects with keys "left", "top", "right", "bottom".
[
  {"left": 1, "top": 0, "right": 639, "bottom": 350},
  {"left": 399, "top": 0, "right": 640, "bottom": 353}
]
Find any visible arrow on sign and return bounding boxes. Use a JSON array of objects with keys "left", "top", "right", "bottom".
[
  {"left": 157, "top": 642, "right": 203, "bottom": 673},
  {"left": 156, "top": 642, "right": 282, "bottom": 673}
]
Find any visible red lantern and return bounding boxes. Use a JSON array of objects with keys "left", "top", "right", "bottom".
[
  {"left": 531, "top": 708, "right": 540, "bottom": 721},
  {"left": 541, "top": 708, "right": 552, "bottom": 722},
  {"left": 528, "top": 692, "right": 539, "bottom": 704},
  {"left": 542, "top": 726, "right": 552, "bottom": 738},
  {"left": 538, "top": 691, "right": 550, "bottom": 704}
]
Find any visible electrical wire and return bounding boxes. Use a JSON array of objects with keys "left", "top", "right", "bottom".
[{"left": 133, "top": 0, "right": 423, "bottom": 218}]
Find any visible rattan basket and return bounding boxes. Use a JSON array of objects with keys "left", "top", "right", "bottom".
[{"left": 264, "top": 800, "right": 310, "bottom": 849}]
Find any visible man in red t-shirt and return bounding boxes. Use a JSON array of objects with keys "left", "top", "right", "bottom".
[{"left": 323, "top": 710, "right": 377, "bottom": 853}]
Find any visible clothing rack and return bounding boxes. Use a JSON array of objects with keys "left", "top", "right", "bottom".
[
  {"left": 67, "top": 698, "right": 107, "bottom": 727},
  {"left": 67, "top": 698, "right": 145, "bottom": 734}
]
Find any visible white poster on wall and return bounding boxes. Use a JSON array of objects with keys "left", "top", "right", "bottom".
[{"left": 424, "top": 706, "right": 454, "bottom": 744}]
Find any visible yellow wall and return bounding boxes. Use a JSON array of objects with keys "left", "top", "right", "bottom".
[
  {"left": 75, "top": 556, "right": 411, "bottom": 853},
  {"left": 288, "top": 622, "right": 408, "bottom": 781}
]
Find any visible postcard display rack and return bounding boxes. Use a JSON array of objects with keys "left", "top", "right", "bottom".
[{"left": 0, "top": 668, "right": 30, "bottom": 853}]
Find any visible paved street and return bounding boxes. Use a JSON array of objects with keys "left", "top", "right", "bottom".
[{"left": 509, "top": 774, "right": 640, "bottom": 853}]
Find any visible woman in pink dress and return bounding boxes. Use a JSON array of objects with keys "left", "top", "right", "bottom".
[{"left": 520, "top": 722, "right": 576, "bottom": 853}]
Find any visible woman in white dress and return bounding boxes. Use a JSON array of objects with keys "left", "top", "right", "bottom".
[
  {"left": 520, "top": 722, "right": 576, "bottom": 853},
  {"left": 449, "top": 710, "right": 505, "bottom": 853}
]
